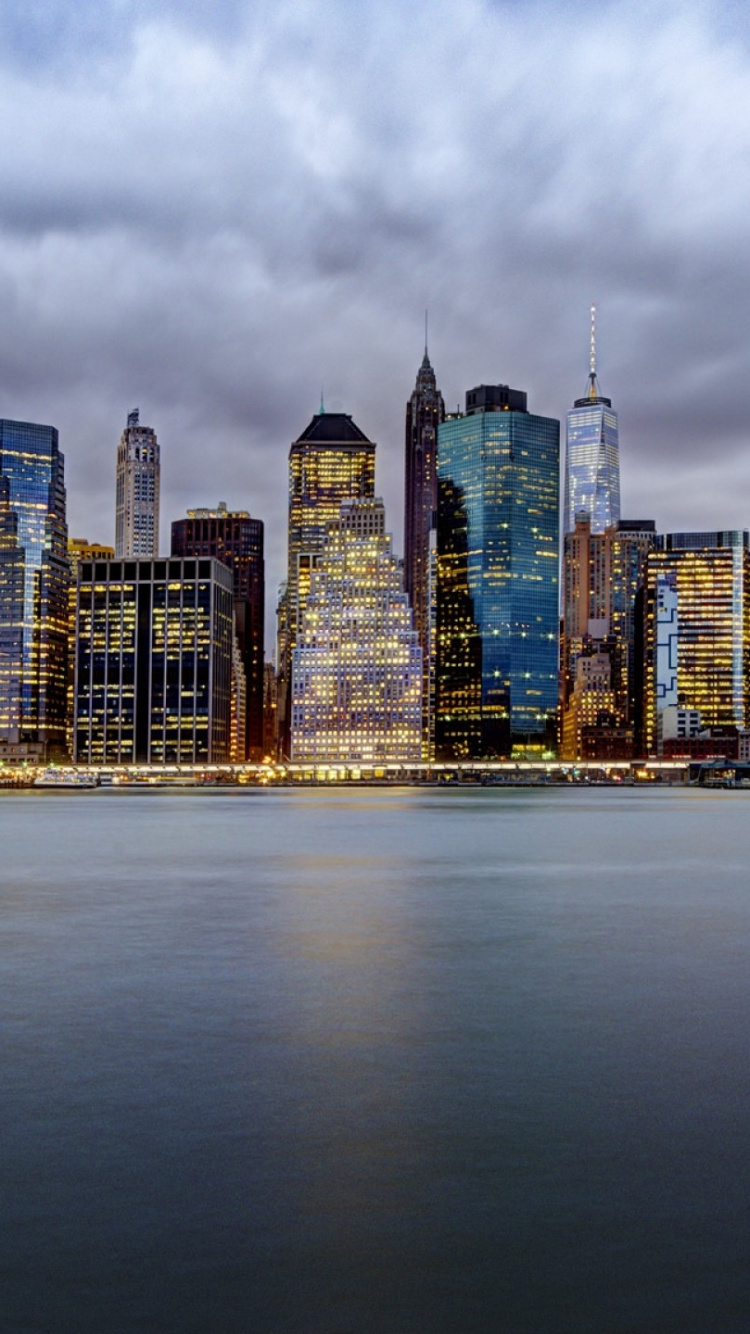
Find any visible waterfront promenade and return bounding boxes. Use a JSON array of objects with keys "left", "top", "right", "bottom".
[{"left": 0, "top": 758, "right": 693, "bottom": 788}]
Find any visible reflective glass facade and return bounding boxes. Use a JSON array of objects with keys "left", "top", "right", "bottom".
[
  {"left": 291, "top": 500, "right": 422, "bottom": 763},
  {"left": 73, "top": 557, "right": 233, "bottom": 764},
  {"left": 563, "top": 397, "right": 620, "bottom": 535},
  {"left": 436, "top": 388, "right": 559, "bottom": 758},
  {"left": 643, "top": 532, "right": 750, "bottom": 754},
  {"left": 0, "top": 418, "right": 68, "bottom": 750}
]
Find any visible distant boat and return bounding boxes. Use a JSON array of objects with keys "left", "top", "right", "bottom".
[{"left": 33, "top": 769, "right": 100, "bottom": 789}]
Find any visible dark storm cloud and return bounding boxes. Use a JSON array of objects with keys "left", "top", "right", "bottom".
[{"left": 2, "top": 0, "right": 750, "bottom": 636}]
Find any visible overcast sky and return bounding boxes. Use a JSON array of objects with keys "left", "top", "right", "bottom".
[{"left": 2, "top": 0, "right": 750, "bottom": 640}]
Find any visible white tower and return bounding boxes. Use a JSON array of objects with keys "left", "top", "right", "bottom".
[{"left": 115, "top": 409, "right": 160, "bottom": 557}]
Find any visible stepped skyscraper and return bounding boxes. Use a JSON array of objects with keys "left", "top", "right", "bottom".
[
  {"left": 404, "top": 330, "right": 444, "bottom": 756},
  {"left": 277, "top": 407, "right": 376, "bottom": 753},
  {"left": 563, "top": 306, "right": 620, "bottom": 535}
]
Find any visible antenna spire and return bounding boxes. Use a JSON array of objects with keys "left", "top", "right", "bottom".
[
  {"left": 588, "top": 303, "right": 597, "bottom": 400},
  {"left": 425, "top": 309, "right": 429, "bottom": 357},
  {"left": 319, "top": 389, "right": 325, "bottom": 415}
]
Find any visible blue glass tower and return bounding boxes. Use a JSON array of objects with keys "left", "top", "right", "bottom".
[
  {"left": 436, "top": 384, "right": 559, "bottom": 758},
  {"left": 0, "top": 419, "right": 69, "bottom": 751},
  {"left": 563, "top": 305, "right": 620, "bottom": 535}
]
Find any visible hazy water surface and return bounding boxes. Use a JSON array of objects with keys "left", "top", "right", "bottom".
[{"left": 1, "top": 786, "right": 749, "bottom": 1333}]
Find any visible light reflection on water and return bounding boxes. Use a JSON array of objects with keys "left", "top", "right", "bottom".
[{"left": 0, "top": 787, "right": 749, "bottom": 1333}]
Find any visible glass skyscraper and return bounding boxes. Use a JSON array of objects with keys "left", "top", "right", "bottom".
[
  {"left": 0, "top": 418, "right": 69, "bottom": 752},
  {"left": 436, "top": 384, "right": 559, "bottom": 758},
  {"left": 563, "top": 306, "right": 620, "bottom": 535}
]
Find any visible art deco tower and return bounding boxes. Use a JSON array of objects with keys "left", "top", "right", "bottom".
[
  {"left": 115, "top": 409, "right": 160, "bottom": 557},
  {"left": 404, "top": 333, "right": 444, "bottom": 755},
  {"left": 563, "top": 306, "right": 620, "bottom": 535}
]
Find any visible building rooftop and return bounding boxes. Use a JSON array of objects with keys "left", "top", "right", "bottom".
[{"left": 295, "top": 412, "right": 373, "bottom": 444}]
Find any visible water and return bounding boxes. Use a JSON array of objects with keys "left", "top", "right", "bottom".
[{"left": 1, "top": 786, "right": 748, "bottom": 1333}]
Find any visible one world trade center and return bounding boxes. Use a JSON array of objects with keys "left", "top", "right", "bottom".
[{"left": 563, "top": 305, "right": 620, "bottom": 535}]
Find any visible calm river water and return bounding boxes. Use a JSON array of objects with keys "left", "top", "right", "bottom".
[{"left": 1, "top": 786, "right": 748, "bottom": 1332}]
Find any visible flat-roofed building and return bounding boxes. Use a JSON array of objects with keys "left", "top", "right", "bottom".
[
  {"left": 642, "top": 531, "right": 750, "bottom": 755},
  {"left": 73, "top": 556, "right": 233, "bottom": 764}
]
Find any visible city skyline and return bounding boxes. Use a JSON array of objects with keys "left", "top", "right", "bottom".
[{"left": 3, "top": 0, "right": 750, "bottom": 616}]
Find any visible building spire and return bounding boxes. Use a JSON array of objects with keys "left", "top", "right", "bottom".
[
  {"left": 425, "top": 309, "right": 429, "bottom": 357},
  {"left": 588, "top": 303, "right": 598, "bottom": 400},
  {"left": 319, "top": 389, "right": 325, "bottom": 415}
]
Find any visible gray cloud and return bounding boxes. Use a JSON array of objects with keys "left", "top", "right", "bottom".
[{"left": 2, "top": 0, "right": 750, "bottom": 640}]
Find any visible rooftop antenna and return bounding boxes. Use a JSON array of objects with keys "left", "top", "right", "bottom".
[
  {"left": 319, "top": 389, "right": 325, "bottom": 415},
  {"left": 588, "top": 303, "right": 598, "bottom": 400},
  {"left": 425, "top": 308, "right": 429, "bottom": 357}
]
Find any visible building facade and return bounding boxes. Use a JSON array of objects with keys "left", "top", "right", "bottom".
[
  {"left": 560, "top": 515, "right": 656, "bottom": 758},
  {"left": 115, "top": 409, "right": 160, "bottom": 558},
  {"left": 291, "top": 499, "right": 422, "bottom": 763},
  {"left": 278, "top": 409, "right": 376, "bottom": 752},
  {"left": 404, "top": 345, "right": 445, "bottom": 756},
  {"left": 0, "top": 418, "right": 69, "bottom": 753},
  {"left": 563, "top": 306, "right": 620, "bottom": 535},
  {"left": 436, "top": 384, "right": 560, "bottom": 758},
  {"left": 73, "top": 556, "right": 233, "bottom": 764},
  {"left": 642, "top": 532, "right": 750, "bottom": 754},
  {"left": 171, "top": 503, "right": 265, "bottom": 760}
]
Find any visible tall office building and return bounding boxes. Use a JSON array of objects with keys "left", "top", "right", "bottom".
[
  {"left": 563, "top": 306, "right": 620, "bottom": 535},
  {"left": 291, "top": 499, "right": 422, "bottom": 763},
  {"left": 404, "top": 340, "right": 445, "bottom": 755},
  {"left": 436, "top": 384, "right": 559, "bottom": 758},
  {"left": 278, "top": 408, "right": 376, "bottom": 752},
  {"left": 73, "top": 556, "right": 233, "bottom": 764},
  {"left": 560, "top": 514, "right": 656, "bottom": 758},
  {"left": 115, "top": 409, "right": 160, "bottom": 557},
  {"left": 642, "top": 531, "right": 750, "bottom": 754},
  {"left": 171, "top": 503, "right": 265, "bottom": 760},
  {"left": 0, "top": 418, "right": 69, "bottom": 753}
]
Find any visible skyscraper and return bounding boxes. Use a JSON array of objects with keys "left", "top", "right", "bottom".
[
  {"left": 73, "top": 556, "right": 233, "bottom": 764},
  {"left": 563, "top": 306, "right": 620, "bottom": 535},
  {"left": 642, "top": 531, "right": 750, "bottom": 754},
  {"left": 115, "top": 409, "right": 160, "bottom": 557},
  {"left": 291, "top": 499, "right": 422, "bottom": 763},
  {"left": 559, "top": 515, "right": 656, "bottom": 759},
  {"left": 277, "top": 408, "right": 376, "bottom": 752},
  {"left": 0, "top": 418, "right": 69, "bottom": 753},
  {"left": 171, "top": 503, "right": 265, "bottom": 760},
  {"left": 436, "top": 384, "right": 560, "bottom": 758},
  {"left": 404, "top": 338, "right": 445, "bottom": 755}
]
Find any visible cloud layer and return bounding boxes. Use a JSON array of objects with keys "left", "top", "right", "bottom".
[{"left": 2, "top": 0, "right": 750, "bottom": 635}]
